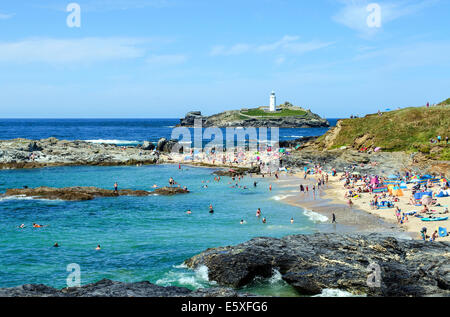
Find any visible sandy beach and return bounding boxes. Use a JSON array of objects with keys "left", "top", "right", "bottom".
[
  {"left": 163, "top": 149, "right": 449, "bottom": 242},
  {"left": 273, "top": 172, "right": 449, "bottom": 242}
]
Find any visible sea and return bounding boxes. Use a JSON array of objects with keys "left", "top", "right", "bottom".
[{"left": 0, "top": 118, "right": 342, "bottom": 297}]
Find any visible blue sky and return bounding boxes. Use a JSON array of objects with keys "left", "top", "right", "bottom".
[{"left": 0, "top": 0, "right": 449, "bottom": 118}]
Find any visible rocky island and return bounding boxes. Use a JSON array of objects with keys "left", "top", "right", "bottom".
[{"left": 178, "top": 102, "right": 330, "bottom": 128}]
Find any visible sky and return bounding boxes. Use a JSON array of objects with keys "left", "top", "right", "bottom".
[{"left": 0, "top": 0, "right": 449, "bottom": 118}]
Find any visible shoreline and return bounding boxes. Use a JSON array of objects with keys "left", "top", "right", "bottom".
[
  {"left": 275, "top": 173, "right": 449, "bottom": 242},
  {"left": 272, "top": 173, "right": 413, "bottom": 239}
]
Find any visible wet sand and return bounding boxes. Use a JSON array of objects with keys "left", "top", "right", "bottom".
[{"left": 271, "top": 173, "right": 414, "bottom": 239}]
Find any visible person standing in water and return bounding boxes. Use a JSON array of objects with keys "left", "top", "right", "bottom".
[
  {"left": 332, "top": 213, "right": 337, "bottom": 224},
  {"left": 256, "top": 208, "right": 262, "bottom": 217},
  {"left": 114, "top": 182, "right": 118, "bottom": 193},
  {"left": 290, "top": 218, "right": 294, "bottom": 224},
  {"left": 209, "top": 204, "right": 214, "bottom": 214}
]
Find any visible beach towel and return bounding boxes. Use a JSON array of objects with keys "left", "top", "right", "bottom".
[
  {"left": 414, "top": 192, "right": 433, "bottom": 200},
  {"left": 373, "top": 186, "right": 388, "bottom": 193},
  {"left": 439, "top": 227, "right": 448, "bottom": 237}
]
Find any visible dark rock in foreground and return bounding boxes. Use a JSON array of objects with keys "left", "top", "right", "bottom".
[
  {"left": 185, "top": 233, "right": 450, "bottom": 297},
  {"left": 3, "top": 186, "right": 189, "bottom": 201},
  {"left": 0, "top": 279, "right": 249, "bottom": 297}
]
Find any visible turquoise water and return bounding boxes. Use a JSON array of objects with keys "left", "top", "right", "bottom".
[{"left": 0, "top": 165, "right": 319, "bottom": 293}]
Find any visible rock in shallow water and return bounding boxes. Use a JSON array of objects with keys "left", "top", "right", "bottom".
[
  {"left": 3, "top": 186, "right": 189, "bottom": 201},
  {"left": 0, "top": 279, "right": 250, "bottom": 297},
  {"left": 185, "top": 233, "right": 450, "bottom": 297}
]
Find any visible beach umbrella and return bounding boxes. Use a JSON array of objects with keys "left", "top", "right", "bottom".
[{"left": 411, "top": 178, "right": 421, "bottom": 182}]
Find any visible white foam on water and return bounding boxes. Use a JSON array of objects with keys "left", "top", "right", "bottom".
[
  {"left": 313, "top": 289, "right": 364, "bottom": 297},
  {"left": 155, "top": 265, "right": 213, "bottom": 289},
  {"left": 173, "top": 263, "right": 188, "bottom": 269},
  {"left": 271, "top": 194, "right": 294, "bottom": 201},
  {"left": 269, "top": 270, "right": 283, "bottom": 284},
  {"left": 85, "top": 139, "right": 140, "bottom": 145},
  {"left": 303, "top": 209, "right": 328, "bottom": 223}
]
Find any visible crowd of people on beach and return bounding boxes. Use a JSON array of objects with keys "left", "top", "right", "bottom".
[{"left": 338, "top": 169, "right": 449, "bottom": 241}]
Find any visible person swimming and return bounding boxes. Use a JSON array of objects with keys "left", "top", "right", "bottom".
[
  {"left": 53, "top": 242, "right": 59, "bottom": 247},
  {"left": 240, "top": 219, "right": 245, "bottom": 225},
  {"left": 209, "top": 204, "right": 214, "bottom": 214},
  {"left": 96, "top": 245, "right": 101, "bottom": 250},
  {"left": 262, "top": 217, "right": 267, "bottom": 224},
  {"left": 33, "top": 223, "right": 47, "bottom": 228},
  {"left": 18, "top": 224, "right": 25, "bottom": 229},
  {"left": 187, "top": 209, "right": 192, "bottom": 215}
]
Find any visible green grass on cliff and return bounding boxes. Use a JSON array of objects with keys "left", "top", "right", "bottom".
[
  {"left": 318, "top": 103, "right": 450, "bottom": 160},
  {"left": 241, "top": 108, "right": 307, "bottom": 117}
]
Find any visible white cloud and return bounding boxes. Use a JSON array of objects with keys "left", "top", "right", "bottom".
[
  {"left": 146, "top": 54, "right": 187, "bottom": 66},
  {"left": 333, "top": 0, "right": 439, "bottom": 36},
  {"left": 275, "top": 56, "right": 286, "bottom": 65},
  {"left": 0, "top": 12, "right": 14, "bottom": 19},
  {"left": 0, "top": 37, "right": 149, "bottom": 64},
  {"left": 210, "top": 35, "right": 333, "bottom": 56}
]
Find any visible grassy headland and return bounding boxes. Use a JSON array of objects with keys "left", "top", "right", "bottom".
[
  {"left": 315, "top": 102, "right": 450, "bottom": 161},
  {"left": 240, "top": 102, "right": 307, "bottom": 118}
]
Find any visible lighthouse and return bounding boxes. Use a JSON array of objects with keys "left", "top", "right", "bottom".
[{"left": 269, "top": 91, "right": 276, "bottom": 112}]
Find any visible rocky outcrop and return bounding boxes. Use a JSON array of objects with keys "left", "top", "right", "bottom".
[
  {"left": 153, "top": 186, "right": 190, "bottom": 195},
  {"left": 0, "top": 138, "right": 159, "bottom": 169},
  {"left": 3, "top": 186, "right": 189, "bottom": 201},
  {"left": 0, "top": 279, "right": 250, "bottom": 297},
  {"left": 178, "top": 107, "right": 329, "bottom": 128},
  {"left": 156, "top": 138, "right": 183, "bottom": 153},
  {"left": 185, "top": 233, "right": 450, "bottom": 297},
  {"left": 279, "top": 136, "right": 319, "bottom": 149},
  {"left": 179, "top": 111, "right": 206, "bottom": 126}
]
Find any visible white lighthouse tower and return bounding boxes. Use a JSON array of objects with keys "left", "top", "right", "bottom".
[{"left": 269, "top": 91, "right": 276, "bottom": 112}]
